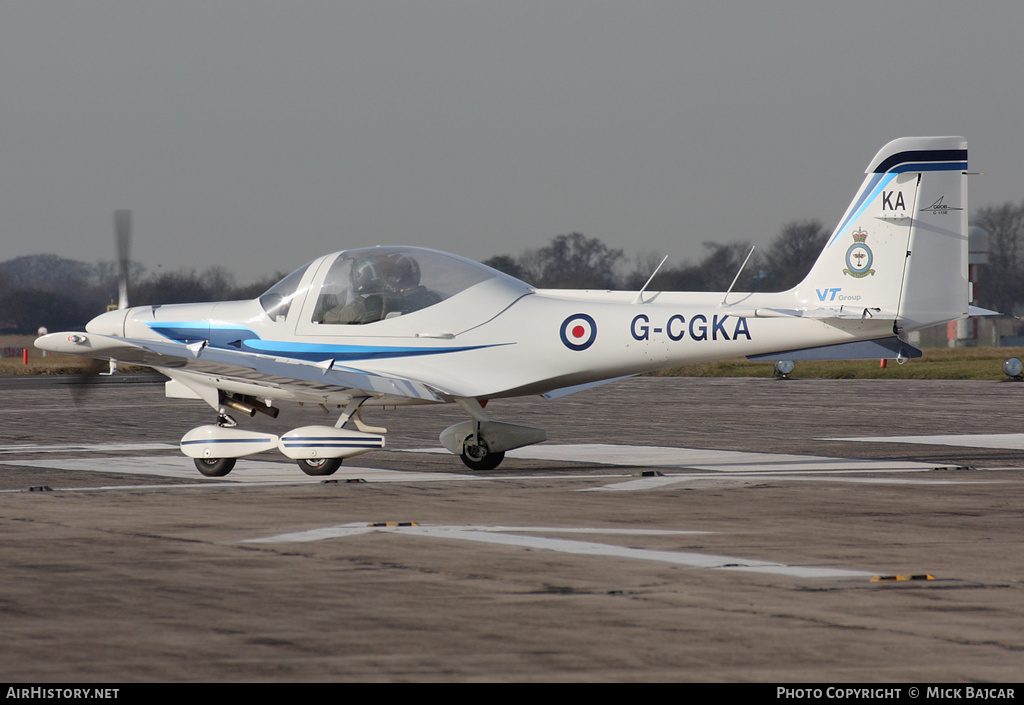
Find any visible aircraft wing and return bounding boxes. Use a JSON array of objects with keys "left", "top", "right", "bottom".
[{"left": 35, "top": 332, "right": 447, "bottom": 403}]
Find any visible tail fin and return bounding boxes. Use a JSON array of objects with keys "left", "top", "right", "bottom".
[{"left": 796, "top": 136, "right": 968, "bottom": 331}]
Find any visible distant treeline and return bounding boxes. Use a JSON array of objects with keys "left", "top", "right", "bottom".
[
  {"left": 0, "top": 255, "right": 284, "bottom": 333},
  {"left": 483, "top": 221, "right": 829, "bottom": 292},
  {"left": 2, "top": 204, "right": 1019, "bottom": 334}
]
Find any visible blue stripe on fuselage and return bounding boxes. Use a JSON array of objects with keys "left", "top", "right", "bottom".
[
  {"left": 145, "top": 322, "right": 504, "bottom": 363},
  {"left": 241, "top": 338, "right": 501, "bottom": 362}
]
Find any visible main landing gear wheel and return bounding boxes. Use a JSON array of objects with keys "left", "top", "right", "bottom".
[
  {"left": 296, "top": 457, "right": 343, "bottom": 476},
  {"left": 460, "top": 435, "right": 505, "bottom": 471},
  {"left": 194, "top": 457, "right": 236, "bottom": 477}
]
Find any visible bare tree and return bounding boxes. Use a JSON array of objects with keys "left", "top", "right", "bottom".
[
  {"left": 481, "top": 254, "right": 530, "bottom": 283},
  {"left": 623, "top": 250, "right": 667, "bottom": 290},
  {"left": 763, "top": 220, "right": 829, "bottom": 290},
  {"left": 526, "top": 233, "right": 624, "bottom": 289},
  {"left": 694, "top": 241, "right": 764, "bottom": 291},
  {"left": 973, "top": 202, "right": 1024, "bottom": 314}
]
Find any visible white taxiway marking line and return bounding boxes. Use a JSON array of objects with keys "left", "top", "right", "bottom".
[
  {"left": 411, "top": 443, "right": 939, "bottom": 472},
  {"left": 7, "top": 455, "right": 475, "bottom": 484},
  {"left": 2, "top": 441, "right": 953, "bottom": 475},
  {"left": 410, "top": 444, "right": 990, "bottom": 491},
  {"left": 0, "top": 442, "right": 177, "bottom": 455},
  {"left": 582, "top": 473, "right": 983, "bottom": 492},
  {"left": 5, "top": 443, "right": 987, "bottom": 491},
  {"left": 243, "top": 523, "right": 874, "bottom": 579},
  {"left": 828, "top": 433, "right": 1024, "bottom": 450}
]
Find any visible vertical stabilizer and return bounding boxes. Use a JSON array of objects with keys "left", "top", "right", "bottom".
[{"left": 794, "top": 137, "right": 968, "bottom": 331}]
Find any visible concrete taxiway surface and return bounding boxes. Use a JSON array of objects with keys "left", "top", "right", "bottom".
[{"left": 1, "top": 374, "right": 1022, "bottom": 681}]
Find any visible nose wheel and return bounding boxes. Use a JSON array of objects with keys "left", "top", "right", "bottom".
[
  {"left": 296, "top": 457, "right": 343, "bottom": 476},
  {"left": 460, "top": 435, "right": 505, "bottom": 471},
  {"left": 194, "top": 457, "right": 236, "bottom": 477}
]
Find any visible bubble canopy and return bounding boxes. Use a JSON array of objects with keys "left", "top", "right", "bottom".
[{"left": 259, "top": 247, "right": 530, "bottom": 324}]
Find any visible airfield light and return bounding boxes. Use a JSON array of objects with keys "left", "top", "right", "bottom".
[
  {"left": 773, "top": 360, "right": 795, "bottom": 379},
  {"left": 1002, "top": 357, "right": 1023, "bottom": 380}
]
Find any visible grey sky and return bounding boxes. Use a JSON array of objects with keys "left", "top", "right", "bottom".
[{"left": 1, "top": 1, "right": 1022, "bottom": 281}]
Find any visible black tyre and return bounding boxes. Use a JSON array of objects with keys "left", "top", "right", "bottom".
[
  {"left": 296, "top": 457, "right": 343, "bottom": 476},
  {"left": 194, "top": 457, "right": 236, "bottom": 477},
  {"left": 460, "top": 435, "right": 505, "bottom": 471}
]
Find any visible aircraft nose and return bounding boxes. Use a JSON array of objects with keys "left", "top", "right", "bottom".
[{"left": 85, "top": 308, "right": 130, "bottom": 336}]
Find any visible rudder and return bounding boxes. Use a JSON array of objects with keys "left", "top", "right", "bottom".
[{"left": 893, "top": 137, "right": 969, "bottom": 329}]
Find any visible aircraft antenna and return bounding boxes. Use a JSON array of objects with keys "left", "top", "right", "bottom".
[
  {"left": 632, "top": 255, "right": 668, "bottom": 304},
  {"left": 721, "top": 245, "right": 755, "bottom": 305}
]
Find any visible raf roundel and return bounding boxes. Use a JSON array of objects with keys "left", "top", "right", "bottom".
[{"left": 560, "top": 313, "right": 597, "bottom": 351}]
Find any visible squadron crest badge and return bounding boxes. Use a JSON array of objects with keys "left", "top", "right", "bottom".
[{"left": 843, "top": 228, "right": 875, "bottom": 278}]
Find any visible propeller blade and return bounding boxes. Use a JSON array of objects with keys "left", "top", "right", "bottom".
[
  {"left": 114, "top": 209, "right": 132, "bottom": 310},
  {"left": 68, "top": 358, "right": 109, "bottom": 407},
  {"left": 70, "top": 211, "right": 131, "bottom": 400}
]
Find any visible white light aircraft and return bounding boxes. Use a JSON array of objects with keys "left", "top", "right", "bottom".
[{"left": 37, "top": 136, "right": 973, "bottom": 476}]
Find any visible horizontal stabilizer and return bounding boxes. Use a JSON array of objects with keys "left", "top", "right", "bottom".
[
  {"left": 747, "top": 336, "right": 922, "bottom": 362},
  {"left": 969, "top": 306, "right": 1000, "bottom": 317},
  {"left": 752, "top": 307, "right": 894, "bottom": 320}
]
